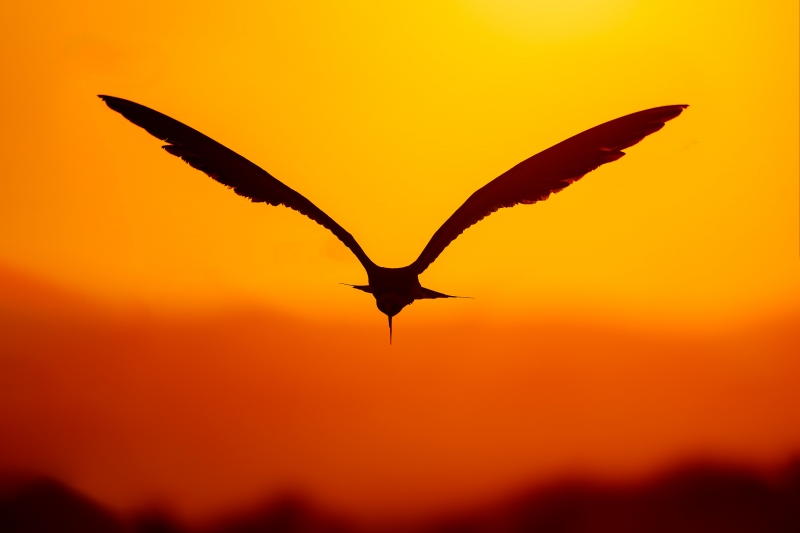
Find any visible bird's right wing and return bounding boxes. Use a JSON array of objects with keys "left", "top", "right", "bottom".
[
  {"left": 412, "top": 105, "right": 687, "bottom": 274},
  {"left": 100, "top": 95, "right": 375, "bottom": 271}
]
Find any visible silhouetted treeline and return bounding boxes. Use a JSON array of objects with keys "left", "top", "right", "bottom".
[{"left": 2, "top": 460, "right": 799, "bottom": 533}]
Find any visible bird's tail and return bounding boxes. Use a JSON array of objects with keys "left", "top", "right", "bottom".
[
  {"left": 417, "top": 287, "right": 471, "bottom": 299},
  {"left": 341, "top": 283, "right": 372, "bottom": 293}
]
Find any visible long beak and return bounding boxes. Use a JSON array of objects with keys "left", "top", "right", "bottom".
[{"left": 388, "top": 315, "right": 393, "bottom": 345}]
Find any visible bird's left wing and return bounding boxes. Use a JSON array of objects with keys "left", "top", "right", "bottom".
[
  {"left": 412, "top": 105, "right": 687, "bottom": 274},
  {"left": 99, "top": 95, "right": 375, "bottom": 271}
]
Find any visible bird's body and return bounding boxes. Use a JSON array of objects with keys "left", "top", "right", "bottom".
[
  {"left": 359, "top": 264, "right": 467, "bottom": 342},
  {"left": 100, "top": 96, "right": 687, "bottom": 342}
]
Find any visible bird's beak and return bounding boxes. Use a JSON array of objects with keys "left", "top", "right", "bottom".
[{"left": 388, "top": 314, "right": 393, "bottom": 345}]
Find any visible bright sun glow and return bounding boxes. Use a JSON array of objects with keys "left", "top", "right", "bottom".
[{"left": 464, "top": 0, "right": 637, "bottom": 40}]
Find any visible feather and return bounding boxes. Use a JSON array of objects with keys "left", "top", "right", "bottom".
[
  {"left": 99, "top": 95, "right": 375, "bottom": 272},
  {"left": 412, "top": 105, "right": 688, "bottom": 274}
]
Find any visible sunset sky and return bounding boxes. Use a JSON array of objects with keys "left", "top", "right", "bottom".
[{"left": 1, "top": 0, "right": 798, "bottom": 525}]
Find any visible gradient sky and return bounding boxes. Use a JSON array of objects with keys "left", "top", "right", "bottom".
[{"left": 1, "top": 0, "right": 799, "bottom": 525}]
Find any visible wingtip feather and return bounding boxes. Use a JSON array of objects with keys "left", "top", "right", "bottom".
[
  {"left": 657, "top": 105, "right": 689, "bottom": 122},
  {"left": 98, "top": 95, "right": 131, "bottom": 115}
]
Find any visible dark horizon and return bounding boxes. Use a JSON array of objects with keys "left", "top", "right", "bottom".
[{"left": 2, "top": 457, "right": 799, "bottom": 532}]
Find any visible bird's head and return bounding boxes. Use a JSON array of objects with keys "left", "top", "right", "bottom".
[
  {"left": 375, "top": 293, "right": 409, "bottom": 344},
  {"left": 375, "top": 293, "right": 407, "bottom": 318}
]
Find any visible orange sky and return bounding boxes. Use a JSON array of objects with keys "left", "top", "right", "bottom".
[{"left": 1, "top": 0, "right": 799, "bottom": 525}]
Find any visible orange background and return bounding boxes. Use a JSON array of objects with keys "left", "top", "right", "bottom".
[{"left": 1, "top": 0, "right": 798, "bottom": 525}]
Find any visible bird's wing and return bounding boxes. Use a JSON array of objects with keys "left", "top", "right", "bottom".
[
  {"left": 99, "top": 95, "right": 375, "bottom": 271},
  {"left": 412, "top": 105, "right": 687, "bottom": 274}
]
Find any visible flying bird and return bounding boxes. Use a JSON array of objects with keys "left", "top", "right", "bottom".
[{"left": 100, "top": 96, "right": 687, "bottom": 342}]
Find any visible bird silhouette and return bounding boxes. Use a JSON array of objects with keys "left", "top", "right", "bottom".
[{"left": 100, "top": 96, "right": 687, "bottom": 343}]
